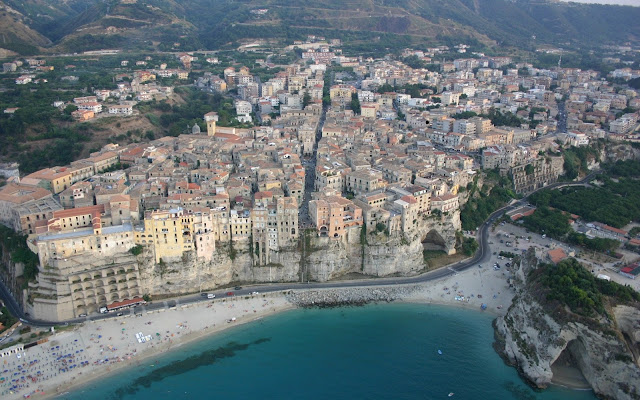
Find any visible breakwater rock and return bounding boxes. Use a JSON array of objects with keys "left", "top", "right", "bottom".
[{"left": 286, "top": 286, "right": 417, "bottom": 308}]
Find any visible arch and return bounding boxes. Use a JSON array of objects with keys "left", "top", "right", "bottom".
[
  {"left": 422, "top": 229, "right": 446, "bottom": 251},
  {"left": 551, "top": 338, "right": 590, "bottom": 389}
]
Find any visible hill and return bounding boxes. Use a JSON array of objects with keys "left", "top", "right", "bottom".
[
  {"left": 2, "top": 0, "right": 640, "bottom": 54},
  {"left": 0, "top": 1, "right": 52, "bottom": 55}
]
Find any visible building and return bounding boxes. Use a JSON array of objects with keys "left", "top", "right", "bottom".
[
  {"left": 204, "top": 112, "right": 218, "bottom": 136},
  {"left": 108, "top": 104, "right": 133, "bottom": 116},
  {"left": 137, "top": 207, "right": 216, "bottom": 263},
  {"left": 511, "top": 156, "right": 563, "bottom": 194},
  {"left": 345, "top": 169, "right": 386, "bottom": 195},
  {"left": 309, "top": 196, "right": 362, "bottom": 238},
  {"left": 430, "top": 194, "right": 459, "bottom": 213}
]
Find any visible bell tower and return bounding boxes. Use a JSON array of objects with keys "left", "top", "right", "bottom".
[{"left": 204, "top": 112, "right": 218, "bottom": 136}]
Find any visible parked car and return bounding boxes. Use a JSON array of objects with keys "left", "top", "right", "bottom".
[
  {"left": 200, "top": 293, "right": 208, "bottom": 297},
  {"left": 234, "top": 286, "right": 242, "bottom": 290},
  {"left": 79, "top": 313, "right": 87, "bottom": 317},
  {"left": 226, "top": 291, "right": 234, "bottom": 296}
]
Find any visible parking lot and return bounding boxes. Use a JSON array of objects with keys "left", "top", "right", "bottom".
[{"left": 488, "top": 221, "right": 640, "bottom": 292}]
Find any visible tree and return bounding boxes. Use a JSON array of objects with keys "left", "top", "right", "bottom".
[
  {"left": 64, "top": 104, "right": 78, "bottom": 115},
  {"left": 302, "top": 91, "right": 311, "bottom": 108},
  {"left": 350, "top": 92, "right": 361, "bottom": 115}
]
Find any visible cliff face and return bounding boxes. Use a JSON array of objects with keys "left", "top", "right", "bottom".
[
  {"left": 494, "top": 253, "right": 640, "bottom": 399},
  {"left": 134, "top": 211, "right": 460, "bottom": 296},
  {"left": 23, "top": 211, "right": 460, "bottom": 320}
]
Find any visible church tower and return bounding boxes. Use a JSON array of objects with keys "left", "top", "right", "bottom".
[{"left": 204, "top": 112, "right": 218, "bottom": 136}]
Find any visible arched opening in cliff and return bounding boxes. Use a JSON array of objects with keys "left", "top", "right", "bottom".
[
  {"left": 422, "top": 229, "right": 446, "bottom": 251},
  {"left": 551, "top": 338, "right": 591, "bottom": 389}
]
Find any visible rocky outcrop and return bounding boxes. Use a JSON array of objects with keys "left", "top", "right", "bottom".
[
  {"left": 494, "top": 252, "right": 640, "bottom": 399},
  {"left": 286, "top": 286, "right": 416, "bottom": 308}
]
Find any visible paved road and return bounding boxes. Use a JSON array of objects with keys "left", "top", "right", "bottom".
[{"left": 0, "top": 172, "right": 596, "bottom": 328}]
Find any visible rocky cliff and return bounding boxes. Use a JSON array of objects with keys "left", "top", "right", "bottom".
[
  {"left": 135, "top": 211, "right": 459, "bottom": 297},
  {"left": 494, "top": 251, "right": 640, "bottom": 399}
]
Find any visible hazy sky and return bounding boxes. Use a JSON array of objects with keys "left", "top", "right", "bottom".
[{"left": 558, "top": 0, "right": 640, "bottom": 6}]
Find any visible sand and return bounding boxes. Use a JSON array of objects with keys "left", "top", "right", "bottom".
[
  {"left": 0, "top": 294, "right": 293, "bottom": 400},
  {"left": 0, "top": 262, "right": 516, "bottom": 400},
  {"left": 405, "top": 264, "right": 516, "bottom": 316}
]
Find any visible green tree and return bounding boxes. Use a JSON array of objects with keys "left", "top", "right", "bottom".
[{"left": 350, "top": 92, "right": 361, "bottom": 114}]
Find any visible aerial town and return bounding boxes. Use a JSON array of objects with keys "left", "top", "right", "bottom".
[
  {"left": 2, "top": 0, "right": 640, "bottom": 397},
  {"left": 0, "top": 37, "right": 639, "bottom": 323}
]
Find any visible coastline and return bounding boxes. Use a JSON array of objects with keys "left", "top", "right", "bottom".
[
  {"left": 2, "top": 264, "right": 515, "bottom": 400},
  {"left": 49, "top": 300, "right": 296, "bottom": 399}
]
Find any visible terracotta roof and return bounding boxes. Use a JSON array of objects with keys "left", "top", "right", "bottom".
[{"left": 548, "top": 248, "right": 567, "bottom": 264}]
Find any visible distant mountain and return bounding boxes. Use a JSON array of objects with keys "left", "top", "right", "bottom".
[
  {"left": 1, "top": 0, "right": 639, "bottom": 55},
  {"left": 0, "top": 1, "right": 53, "bottom": 55}
]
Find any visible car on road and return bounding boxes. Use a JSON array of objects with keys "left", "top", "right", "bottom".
[
  {"left": 200, "top": 293, "right": 208, "bottom": 297},
  {"left": 251, "top": 291, "right": 259, "bottom": 295},
  {"left": 116, "top": 312, "right": 124, "bottom": 316},
  {"left": 226, "top": 291, "right": 234, "bottom": 296},
  {"left": 234, "top": 286, "right": 242, "bottom": 290},
  {"left": 79, "top": 313, "right": 87, "bottom": 317},
  {"left": 207, "top": 294, "right": 216, "bottom": 299}
]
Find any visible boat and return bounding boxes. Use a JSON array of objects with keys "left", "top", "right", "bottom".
[
  {"left": 448, "top": 393, "right": 454, "bottom": 397},
  {"left": 437, "top": 349, "right": 442, "bottom": 355}
]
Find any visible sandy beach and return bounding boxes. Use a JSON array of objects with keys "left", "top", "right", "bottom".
[
  {"left": 405, "top": 264, "right": 515, "bottom": 316},
  {"left": 0, "top": 294, "right": 293, "bottom": 400},
  {"left": 0, "top": 262, "right": 516, "bottom": 400}
]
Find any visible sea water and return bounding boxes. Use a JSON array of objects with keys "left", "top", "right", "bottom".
[{"left": 64, "top": 304, "right": 596, "bottom": 400}]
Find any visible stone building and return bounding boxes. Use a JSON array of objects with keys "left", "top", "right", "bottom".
[{"left": 510, "top": 156, "right": 563, "bottom": 194}]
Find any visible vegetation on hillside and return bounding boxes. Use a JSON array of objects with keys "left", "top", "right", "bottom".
[
  {"left": 460, "top": 171, "right": 515, "bottom": 231},
  {"left": 528, "top": 160, "right": 640, "bottom": 229},
  {"left": 0, "top": 225, "right": 39, "bottom": 287},
  {"left": 6, "top": 0, "right": 640, "bottom": 54},
  {"left": 536, "top": 258, "right": 639, "bottom": 317},
  {"left": 559, "top": 144, "right": 602, "bottom": 180},
  {"left": 522, "top": 207, "right": 619, "bottom": 253}
]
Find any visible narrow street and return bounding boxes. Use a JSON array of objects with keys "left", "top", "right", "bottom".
[{"left": 299, "top": 101, "right": 328, "bottom": 229}]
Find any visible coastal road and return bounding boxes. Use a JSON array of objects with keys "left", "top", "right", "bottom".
[{"left": 0, "top": 173, "right": 596, "bottom": 328}]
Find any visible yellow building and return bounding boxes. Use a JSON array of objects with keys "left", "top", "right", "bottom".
[
  {"left": 137, "top": 207, "right": 215, "bottom": 262},
  {"left": 24, "top": 167, "right": 75, "bottom": 194},
  {"left": 329, "top": 84, "right": 356, "bottom": 103}
]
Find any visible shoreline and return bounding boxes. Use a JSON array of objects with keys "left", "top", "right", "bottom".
[
  {"left": 45, "top": 302, "right": 296, "bottom": 399},
  {"left": 0, "top": 263, "right": 522, "bottom": 400}
]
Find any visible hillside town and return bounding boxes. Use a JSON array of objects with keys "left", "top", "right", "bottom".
[{"left": 1, "top": 37, "right": 640, "bottom": 322}]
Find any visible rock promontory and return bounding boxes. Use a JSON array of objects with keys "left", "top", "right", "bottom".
[{"left": 494, "top": 250, "right": 640, "bottom": 399}]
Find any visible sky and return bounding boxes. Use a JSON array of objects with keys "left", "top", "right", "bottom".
[{"left": 558, "top": 0, "right": 640, "bottom": 6}]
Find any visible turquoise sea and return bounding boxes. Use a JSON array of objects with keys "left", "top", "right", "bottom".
[{"left": 64, "top": 304, "right": 596, "bottom": 400}]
